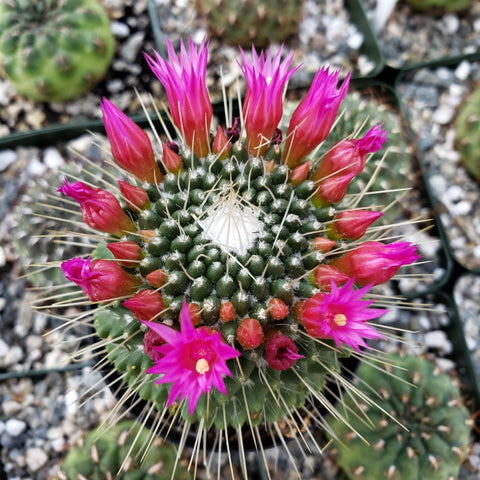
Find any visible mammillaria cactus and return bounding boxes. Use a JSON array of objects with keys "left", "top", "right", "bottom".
[
  {"left": 327, "top": 353, "right": 472, "bottom": 480},
  {"left": 0, "top": 0, "right": 115, "bottom": 102},
  {"left": 62, "top": 419, "right": 190, "bottom": 479},
  {"left": 45, "top": 38, "right": 421, "bottom": 477},
  {"left": 455, "top": 85, "right": 480, "bottom": 183},
  {"left": 403, "top": 0, "right": 472, "bottom": 14},
  {"left": 195, "top": 0, "right": 304, "bottom": 47}
]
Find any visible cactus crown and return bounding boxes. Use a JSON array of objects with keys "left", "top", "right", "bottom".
[
  {"left": 0, "top": 0, "right": 115, "bottom": 102},
  {"left": 327, "top": 353, "right": 472, "bottom": 480}
]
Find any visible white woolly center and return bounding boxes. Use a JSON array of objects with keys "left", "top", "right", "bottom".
[{"left": 198, "top": 185, "right": 264, "bottom": 255}]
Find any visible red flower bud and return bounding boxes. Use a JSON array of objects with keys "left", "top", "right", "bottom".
[
  {"left": 312, "top": 236, "right": 336, "bottom": 253},
  {"left": 311, "top": 265, "right": 350, "bottom": 291},
  {"left": 145, "top": 269, "right": 167, "bottom": 288},
  {"left": 107, "top": 241, "right": 144, "bottom": 267},
  {"left": 61, "top": 257, "right": 141, "bottom": 302},
  {"left": 162, "top": 143, "right": 183, "bottom": 174},
  {"left": 143, "top": 328, "right": 166, "bottom": 362},
  {"left": 268, "top": 298, "right": 289, "bottom": 320},
  {"left": 265, "top": 334, "right": 303, "bottom": 370},
  {"left": 237, "top": 318, "right": 264, "bottom": 350},
  {"left": 289, "top": 161, "right": 310, "bottom": 185},
  {"left": 58, "top": 179, "right": 136, "bottom": 237},
  {"left": 101, "top": 98, "right": 162, "bottom": 184},
  {"left": 187, "top": 302, "right": 202, "bottom": 326},
  {"left": 312, "top": 172, "right": 356, "bottom": 208},
  {"left": 212, "top": 125, "right": 231, "bottom": 159},
  {"left": 220, "top": 301, "right": 236, "bottom": 322},
  {"left": 118, "top": 180, "right": 150, "bottom": 210},
  {"left": 329, "top": 210, "right": 384, "bottom": 240},
  {"left": 123, "top": 289, "right": 165, "bottom": 321},
  {"left": 331, "top": 241, "right": 420, "bottom": 286}
]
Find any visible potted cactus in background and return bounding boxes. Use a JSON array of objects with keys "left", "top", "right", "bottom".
[
  {"left": 38, "top": 37, "right": 426, "bottom": 478},
  {"left": 0, "top": 0, "right": 115, "bottom": 103}
]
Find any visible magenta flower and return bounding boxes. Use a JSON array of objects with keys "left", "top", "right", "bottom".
[
  {"left": 101, "top": 98, "right": 162, "bottom": 184},
  {"left": 58, "top": 179, "right": 136, "bottom": 237},
  {"left": 239, "top": 46, "right": 298, "bottom": 156},
  {"left": 143, "top": 300, "right": 240, "bottom": 415},
  {"left": 145, "top": 38, "right": 212, "bottom": 158},
  {"left": 265, "top": 333, "right": 304, "bottom": 371},
  {"left": 301, "top": 278, "right": 386, "bottom": 351},
  {"left": 61, "top": 257, "right": 141, "bottom": 302},
  {"left": 283, "top": 66, "right": 350, "bottom": 168},
  {"left": 331, "top": 240, "right": 420, "bottom": 286},
  {"left": 312, "top": 124, "right": 387, "bottom": 181}
]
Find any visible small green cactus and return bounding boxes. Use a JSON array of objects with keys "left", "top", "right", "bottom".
[
  {"left": 62, "top": 419, "right": 190, "bottom": 480},
  {"left": 403, "top": 0, "right": 473, "bottom": 14},
  {"left": 0, "top": 0, "right": 115, "bottom": 102},
  {"left": 195, "top": 0, "right": 304, "bottom": 47},
  {"left": 327, "top": 353, "right": 472, "bottom": 480},
  {"left": 455, "top": 85, "right": 480, "bottom": 183}
]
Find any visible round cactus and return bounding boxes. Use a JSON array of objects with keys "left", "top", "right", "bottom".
[
  {"left": 49, "top": 38, "right": 421, "bottom": 474},
  {"left": 0, "top": 0, "right": 115, "bottom": 102},
  {"left": 404, "top": 0, "right": 472, "bottom": 14},
  {"left": 326, "top": 353, "right": 472, "bottom": 480},
  {"left": 455, "top": 85, "right": 480, "bottom": 183},
  {"left": 62, "top": 419, "right": 190, "bottom": 480},
  {"left": 195, "top": 0, "right": 304, "bottom": 47}
]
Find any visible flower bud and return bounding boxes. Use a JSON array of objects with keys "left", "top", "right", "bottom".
[
  {"left": 328, "top": 210, "right": 384, "bottom": 240},
  {"left": 236, "top": 318, "right": 264, "bottom": 350},
  {"left": 212, "top": 125, "right": 231, "bottom": 159},
  {"left": 268, "top": 298, "right": 289, "bottom": 320},
  {"left": 123, "top": 289, "right": 165, "bottom": 321},
  {"left": 265, "top": 334, "right": 304, "bottom": 371},
  {"left": 331, "top": 241, "right": 420, "bottom": 286},
  {"left": 107, "top": 241, "right": 144, "bottom": 267},
  {"left": 145, "top": 269, "right": 167, "bottom": 288},
  {"left": 58, "top": 179, "right": 136, "bottom": 237},
  {"left": 162, "top": 143, "right": 183, "bottom": 174},
  {"left": 101, "top": 98, "right": 162, "bottom": 184},
  {"left": 220, "top": 301, "right": 236, "bottom": 322},
  {"left": 312, "top": 236, "right": 336, "bottom": 253},
  {"left": 61, "top": 257, "right": 141, "bottom": 302},
  {"left": 118, "top": 180, "right": 150, "bottom": 210},
  {"left": 289, "top": 161, "right": 310, "bottom": 185},
  {"left": 311, "top": 265, "right": 350, "bottom": 291},
  {"left": 143, "top": 328, "right": 166, "bottom": 362},
  {"left": 312, "top": 172, "right": 356, "bottom": 208}
]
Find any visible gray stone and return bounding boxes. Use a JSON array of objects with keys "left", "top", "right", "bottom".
[
  {"left": 25, "top": 447, "right": 48, "bottom": 472},
  {"left": 5, "top": 419, "right": 27, "bottom": 437}
]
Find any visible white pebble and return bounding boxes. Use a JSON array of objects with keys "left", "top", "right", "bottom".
[
  {"left": 443, "top": 14, "right": 459, "bottom": 34},
  {"left": 110, "top": 20, "right": 130, "bottom": 38},
  {"left": 5, "top": 419, "right": 27, "bottom": 437},
  {"left": 0, "top": 149, "right": 16, "bottom": 172},
  {"left": 0, "top": 245, "right": 6, "bottom": 268},
  {"left": 455, "top": 61, "right": 471, "bottom": 81},
  {"left": 445, "top": 185, "right": 466, "bottom": 202},
  {"left": 450, "top": 200, "right": 472, "bottom": 216},
  {"left": 347, "top": 31, "right": 364, "bottom": 50},
  {"left": 432, "top": 105, "right": 455, "bottom": 125},
  {"left": 120, "top": 31, "right": 145, "bottom": 63},
  {"left": 424, "top": 330, "right": 452, "bottom": 353},
  {"left": 43, "top": 147, "right": 64, "bottom": 170},
  {"left": 25, "top": 447, "right": 48, "bottom": 472}
]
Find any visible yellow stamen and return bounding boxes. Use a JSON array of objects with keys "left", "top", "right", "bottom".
[
  {"left": 196, "top": 358, "right": 210, "bottom": 374},
  {"left": 333, "top": 313, "right": 347, "bottom": 326},
  {"left": 266, "top": 76, "right": 272, "bottom": 85}
]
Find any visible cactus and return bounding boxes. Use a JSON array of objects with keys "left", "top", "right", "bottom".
[
  {"left": 455, "top": 85, "right": 480, "bottom": 183},
  {"left": 403, "top": 0, "right": 472, "bottom": 14},
  {"left": 195, "top": 0, "right": 304, "bottom": 47},
  {"left": 62, "top": 419, "right": 190, "bottom": 480},
  {"left": 326, "top": 353, "right": 472, "bottom": 480},
  {"left": 48, "top": 39, "right": 421, "bottom": 475},
  {"left": 0, "top": 0, "right": 115, "bottom": 102}
]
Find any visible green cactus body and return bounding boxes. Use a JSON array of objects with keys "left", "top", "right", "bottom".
[
  {"left": 403, "top": 0, "right": 473, "bottom": 14},
  {"left": 327, "top": 354, "right": 472, "bottom": 480},
  {"left": 455, "top": 85, "right": 480, "bottom": 183},
  {"left": 195, "top": 0, "right": 304, "bottom": 47},
  {"left": 62, "top": 420, "right": 190, "bottom": 480},
  {"left": 0, "top": 0, "right": 115, "bottom": 102}
]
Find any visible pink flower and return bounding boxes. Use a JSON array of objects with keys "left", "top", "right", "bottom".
[
  {"left": 312, "top": 124, "right": 387, "bottom": 181},
  {"left": 58, "top": 179, "right": 136, "bottom": 237},
  {"left": 143, "top": 300, "right": 240, "bottom": 415},
  {"left": 61, "top": 257, "right": 141, "bottom": 302},
  {"left": 239, "top": 46, "right": 298, "bottom": 156},
  {"left": 145, "top": 38, "right": 212, "bottom": 157},
  {"left": 283, "top": 67, "right": 350, "bottom": 168},
  {"left": 301, "top": 278, "right": 386, "bottom": 351},
  {"left": 123, "top": 289, "right": 165, "bottom": 321},
  {"left": 329, "top": 210, "right": 384, "bottom": 240},
  {"left": 101, "top": 98, "right": 162, "bottom": 184},
  {"left": 331, "top": 241, "right": 420, "bottom": 286},
  {"left": 265, "top": 334, "right": 304, "bottom": 371}
]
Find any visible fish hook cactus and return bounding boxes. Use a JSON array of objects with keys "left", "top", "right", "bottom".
[{"left": 51, "top": 38, "right": 421, "bottom": 478}]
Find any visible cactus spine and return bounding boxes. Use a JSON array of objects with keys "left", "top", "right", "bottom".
[
  {"left": 327, "top": 353, "right": 472, "bottom": 480},
  {"left": 0, "top": 0, "right": 115, "bottom": 102}
]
